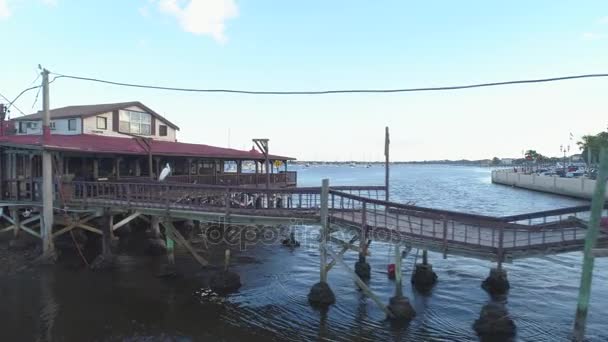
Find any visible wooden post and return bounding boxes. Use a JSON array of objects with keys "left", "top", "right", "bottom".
[
  {"left": 102, "top": 210, "right": 112, "bottom": 257},
  {"left": 187, "top": 158, "right": 192, "bottom": 183},
  {"left": 10, "top": 208, "right": 19, "bottom": 238},
  {"left": 93, "top": 159, "right": 99, "bottom": 180},
  {"left": 320, "top": 178, "right": 329, "bottom": 283},
  {"left": 165, "top": 219, "right": 175, "bottom": 266},
  {"left": 573, "top": 147, "right": 608, "bottom": 341},
  {"left": 385, "top": 126, "right": 390, "bottom": 202},
  {"left": 422, "top": 249, "right": 428, "bottom": 265},
  {"left": 224, "top": 249, "right": 231, "bottom": 272},
  {"left": 41, "top": 68, "right": 54, "bottom": 257},
  {"left": 497, "top": 224, "right": 505, "bottom": 270},
  {"left": 360, "top": 202, "right": 367, "bottom": 257},
  {"left": 134, "top": 158, "right": 141, "bottom": 177},
  {"left": 236, "top": 160, "right": 242, "bottom": 186},
  {"left": 395, "top": 244, "right": 403, "bottom": 297}
]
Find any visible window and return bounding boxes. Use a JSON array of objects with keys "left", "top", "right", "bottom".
[
  {"left": 26, "top": 122, "right": 38, "bottom": 129},
  {"left": 50, "top": 121, "right": 56, "bottom": 130},
  {"left": 68, "top": 119, "right": 77, "bottom": 131},
  {"left": 119, "top": 110, "right": 151, "bottom": 135},
  {"left": 159, "top": 125, "right": 167, "bottom": 136},
  {"left": 96, "top": 116, "right": 107, "bottom": 130},
  {"left": 18, "top": 122, "right": 25, "bottom": 133}
]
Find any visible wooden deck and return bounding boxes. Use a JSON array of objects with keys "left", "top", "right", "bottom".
[{"left": 3, "top": 180, "right": 607, "bottom": 261}]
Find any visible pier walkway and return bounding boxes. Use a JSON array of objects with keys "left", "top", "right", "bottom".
[{"left": 3, "top": 180, "right": 604, "bottom": 263}]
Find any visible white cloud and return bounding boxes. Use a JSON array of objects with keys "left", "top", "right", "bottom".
[
  {"left": 0, "top": 0, "right": 11, "bottom": 19},
  {"left": 582, "top": 32, "right": 605, "bottom": 40},
  {"left": 158, "top": 0, "right": 238, "bottom": 43}
]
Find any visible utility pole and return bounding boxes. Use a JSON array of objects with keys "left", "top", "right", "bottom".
[
  {"left": 41, "top": 68, "right": 55, "bottom": 258},
  {"left": 573, "top": 147, "right": 608, "bottom": 341}
]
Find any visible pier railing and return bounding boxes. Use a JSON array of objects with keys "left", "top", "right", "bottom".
[
  {"left": 131, "top": 171, "right": 299, "bottom": 187},
  {"left": 327, "top": 189, "right": 602, "bottom": 259},
  {"left": 67, "top": 181, "right": 385, "bottom": 219}
]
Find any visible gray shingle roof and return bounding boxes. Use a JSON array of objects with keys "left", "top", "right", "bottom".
[{"left": 14, "top": 101, "right": 179, "bottom": 130}]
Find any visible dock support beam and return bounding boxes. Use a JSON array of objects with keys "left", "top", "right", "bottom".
[
  {"left": 388, "top": 244, "right": 415, "bottom": 320},
  {"left": 90, "top": 209, "right": 115, "bottom": 270},
  {"left": 411, "top": 249, "right": 437, "bottom": 293},
  {"left": 355, "top": 203, "right": 371, "bottom": 279},
  {"left": 308, "top": 179, "right": 335, "bottom": 306},
  {"left": 573, "top": 147, "right": 608, "bottom": 341}
]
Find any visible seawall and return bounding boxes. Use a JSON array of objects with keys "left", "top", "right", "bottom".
[{"left": 491, "top": 170, "right": 604, "bottom": 200}]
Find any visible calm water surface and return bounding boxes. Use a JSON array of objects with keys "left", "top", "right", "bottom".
[{"left": 1, "top": 165, "right": 607, "bottom": 342}]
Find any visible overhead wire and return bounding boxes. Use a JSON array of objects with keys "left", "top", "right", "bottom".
[{"left": 49, "top": 72, "right": 608, "bottom": 95}]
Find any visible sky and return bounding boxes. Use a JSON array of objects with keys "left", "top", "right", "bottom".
[{"left": 1, "top": 0, "right": 608, "bottom": 161}]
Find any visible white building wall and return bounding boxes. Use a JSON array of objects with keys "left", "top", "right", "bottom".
[
  {"left": 82, "top": 106, "right": 177, "bottom": 141},
  {"left": 15, "top": 118, "right": 82, "bottom": 135}
]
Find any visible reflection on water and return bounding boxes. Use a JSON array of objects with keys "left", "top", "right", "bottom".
[{"left": 1, "top": 165, "right": 607, "bottom": 341}]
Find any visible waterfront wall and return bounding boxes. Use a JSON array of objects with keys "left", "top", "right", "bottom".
[{"left": 491, "top": 170, "right": 605, "bottom": 200}]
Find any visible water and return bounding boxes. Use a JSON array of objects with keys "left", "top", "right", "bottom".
[{"left": 1, "top": 165, "right": 607, "bottom": 341}]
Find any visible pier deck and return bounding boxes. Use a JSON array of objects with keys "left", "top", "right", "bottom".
[{"left": 7, "top": 180, "right": 597, "bottom": 262}]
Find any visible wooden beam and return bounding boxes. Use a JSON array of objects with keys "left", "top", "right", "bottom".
[
  {"left": 112, "top": 211, "right": 142, "bottom": 231},
  {"left": 325, "top": 245, "right": 394, "bottom": 318},
  {"left": 325, "top": 235, "right": 359, "bottom": 273},
  {"left": 329, "top": 235, "right": 366, "bottom": 254},
  {"left": 163, "top": 220, "right": 209, "bottom": 267},
  {"left": 76, "top": 223, "right": 102, "bottom": 235}
]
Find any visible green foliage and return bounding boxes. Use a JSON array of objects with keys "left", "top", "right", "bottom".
[
  {"left": 491, "top": 157, "right": 501, "bottom": 165},
  {"left": 577, "top": 131, "right": 608, "bottom": 164}
]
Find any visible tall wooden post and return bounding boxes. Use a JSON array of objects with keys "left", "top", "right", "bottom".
[
  {"left": 385, "top": 126, "right": 390, "bottom": 201},
  {"left": 41, "top": 68, "right": 54, "bottom": 257},
  {"left": 320, "top": 178, "right": 329, "bottom": 283},
  {"left": 422, "top": 249, "right": 428, "bottom": 265},
  {"left": 395, "top": 244, "right": 403, "bottom": 297},
  {"left": 573, "top": 147, "right": 608, "bottom": 341}
]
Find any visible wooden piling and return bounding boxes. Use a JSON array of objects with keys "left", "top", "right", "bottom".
[
  {"left": 320, "top": 179, "right": 329, "bottom": 283},
  {"left": 573, "top": 147, "right": 608, "bottom": 341},
  {"left": 101, "top": 210, "right": 113, "bottom": 257},
  {"left": 10, "top": 208, "right": 19, "bottom": 238},
  {"left": 165, "top": 219, "right": 175, "bottom": 266},
  {"left": 395, "top": 244, "right": 403, "bottom": 297}
]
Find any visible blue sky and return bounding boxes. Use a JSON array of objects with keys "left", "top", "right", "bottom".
[{"left": 1, "top": 0, "right": 608, "bottom": 161}]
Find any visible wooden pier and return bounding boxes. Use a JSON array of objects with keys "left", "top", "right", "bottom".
[{"left": 2, "top": 179, "right": 606, "bottom": 262}]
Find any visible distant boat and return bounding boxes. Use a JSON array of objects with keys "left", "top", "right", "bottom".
[
  {"left": 350, "top": 162, "right": 356, "bottom": 168},
  {"left": 304, "top": 163, "right": 310, "bottom": 168},
  {"left": 366, "top": 163, "right": 372, "bottom": 168}
]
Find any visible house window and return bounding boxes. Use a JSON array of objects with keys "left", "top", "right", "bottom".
[
  {"left": 119, "top": 110, "right": 151, "bottom": 135},
  {"left": 96, "top": 116, "right": 107, "bottom": 130},
  {"left": 50, "top": 122, "right": 56, "bottom": 130},
  {"left": 18, "top": 122, "right": 25, "bottom": 133},
  {"left": 27, "top": 122, "right": 38, "bottom": 129},
  {"left": 159, "top": 125, "right": 167, "bottom": 136},
  {"left": 68, "top": 119, "right": 77, "bottom": 131}
]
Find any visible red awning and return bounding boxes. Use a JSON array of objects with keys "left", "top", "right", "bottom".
[{"left": 0, "top": 134, "right": 294, "bottom": 160}]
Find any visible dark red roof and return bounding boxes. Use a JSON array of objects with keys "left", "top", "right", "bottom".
[{"left": 0, "top": 134, "right": 294, "bottom": 160}]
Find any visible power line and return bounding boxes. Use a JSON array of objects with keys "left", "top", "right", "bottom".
[
  {"left": 7, "top": 75, "right": 60, "bottom": 115},
  {"left": 0, "top": 91, "right": 25, "bottom": 116},
  {"left": 50, "top": 72, "right": 608, "bottom": 95}
]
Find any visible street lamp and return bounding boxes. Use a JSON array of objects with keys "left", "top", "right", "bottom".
[{"left": 560, "top": 144, "right": 570, "bottom": 174}]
